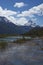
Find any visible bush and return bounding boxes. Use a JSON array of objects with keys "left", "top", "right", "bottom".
[
  {"left": 40, "top": 47, "right": 43, "bottom": 50},
  {"left": 0, "top": 41, "right": 8, "bottom": 50}
]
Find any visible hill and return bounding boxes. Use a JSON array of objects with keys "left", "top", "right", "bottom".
[
  {"left": 24, "top": 26, "right": 43, "bottom": 37},
  {"left": 0, "top": 16, "right": 32, "bottom": 35}
]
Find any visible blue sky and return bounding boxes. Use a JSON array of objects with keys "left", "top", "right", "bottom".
[
  {"left": 0, "top": 0, "right": 43, "bottom": 11},
  {"left": 0, "top": 0, "right": 43, "bottom": 26}
]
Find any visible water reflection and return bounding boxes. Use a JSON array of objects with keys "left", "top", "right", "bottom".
[
  {"left": 0, "top": 36, "right": 31, "bottom": 42},
  {"left": 0, "top": 37, "right": 43, "bottom": 65}
]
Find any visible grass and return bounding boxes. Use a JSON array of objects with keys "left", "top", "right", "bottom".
[
  {"left": 13, "top": 37, "right": 32, "bottom": 44},
  {"left": 0, "top": 41, "right": 8, "bottom": 50},
  {"left": 40, "top": 47, "right": 43, "bottom": 50},
  {"left": 0, "top": 34, "right": 22, "bottom": 38}
]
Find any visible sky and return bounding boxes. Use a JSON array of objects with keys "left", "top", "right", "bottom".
[{"left": 0, "top": 0, "right": 43, "bottom": 26}]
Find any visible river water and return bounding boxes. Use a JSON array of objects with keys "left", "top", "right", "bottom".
[
  {"left": 0, "top": 36, "right": 22, "bottom": 42},
  {"left": 0, "top": 36, "right": 31, "bottom": 42},
  {"left": 0, "top": 37, "right": 43, "bottom": 65}
]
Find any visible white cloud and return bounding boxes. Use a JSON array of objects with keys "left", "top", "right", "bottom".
[
  {"left": 6, "top": 16, "right": 28, "bottom": 25},
  {"left": 0, "top": 6, "right": 17, "bottom": 17},
  {"left": 17, "top": 3, "right": 43, "bottom": 17},
  {"left": 0, "top": 3, "right": 43, "bottom": 26},
  {"left": 14, "top": 2, "right": 26, "bottom": 8},
  {"left": 16, "top": 17, "right": 28, "bottom": 25},
  {"left": 0, "top": 6, "right": 18, "bottom": 24},
  {"left": 41, "top": 25, "right": 43, "bottom": 27},
  {"left": 0, "top": 6, "right": 28, "bottom": 25}
]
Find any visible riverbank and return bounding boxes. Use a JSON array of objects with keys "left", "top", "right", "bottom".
[{"left": 0, "top": 37, "right": 43, "bottom": 65}]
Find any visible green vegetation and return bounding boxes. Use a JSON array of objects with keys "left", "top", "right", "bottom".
[
  {"left": 40, "top": 47, "right": 43, "bottom": 50},
  {"left": 13, "top": 37, "right": 32, "bottom": 44},
  {"left": 0, "top": 33, "right": 24, "bottom": 38},
  {"left": 14, "top": 39, "right": 26, "bottom": 44},
  {"left": 0, "top": 34, "right": 20, "bottom": 38},
  {"left": 0, "top": 41, "right": 8, "bottom": 50},
  {"left": 23, "top": 27, "right": 43, "bottom": 37}
]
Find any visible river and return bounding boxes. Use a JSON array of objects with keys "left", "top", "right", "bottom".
[{"left": 0, "top": 37, "right": 43, "bottom": 65}]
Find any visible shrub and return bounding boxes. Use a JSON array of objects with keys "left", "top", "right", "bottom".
[{"left": 0, "top": 41, "right": 8, "bottom": 50}]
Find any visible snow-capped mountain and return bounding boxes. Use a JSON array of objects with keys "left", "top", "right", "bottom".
[
  {"left": 24, "top": 20, "right": 36, "bottom": 27},
  {"left": 0, "top": 16, "right": 32, "bottom": 34}
]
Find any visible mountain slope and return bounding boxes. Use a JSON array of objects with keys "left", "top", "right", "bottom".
[
  {"left": 0, "top": 16, "right": 32, "bottom": 34},
  {"left": 24, "top": 26, "right": 43, "bottom": 37}
]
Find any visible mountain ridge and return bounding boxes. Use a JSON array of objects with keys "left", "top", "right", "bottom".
[
  {"left": 0, "top": 16, "right": 32, "bottom": 34},
  {"left": 24, "top": 26, "right": 43, "bottom": 37}
]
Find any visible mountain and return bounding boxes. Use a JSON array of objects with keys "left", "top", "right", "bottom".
[
  {"left": 0, "top": 16, "right": 32, "bottom": 34},
  {"left": 24, "top": 26, "right": 43, "bottom": 37}
]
